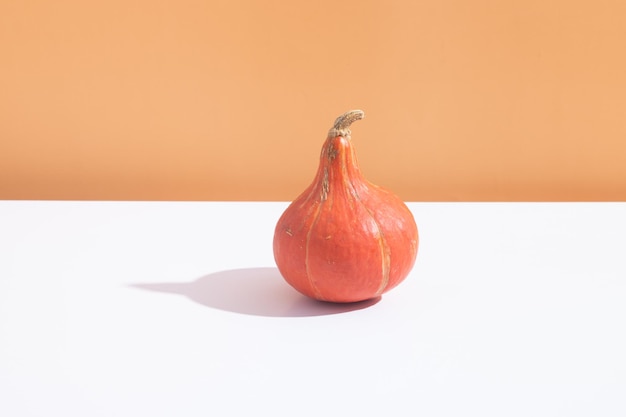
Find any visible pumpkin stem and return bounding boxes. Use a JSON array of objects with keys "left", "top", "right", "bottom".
[{"left": 327, "top": 110, "right": 364, "bottom": 139}]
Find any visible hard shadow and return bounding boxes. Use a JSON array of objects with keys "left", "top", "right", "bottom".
[{"left": 130, "top": 267, "right": 380, "bottom": 317}]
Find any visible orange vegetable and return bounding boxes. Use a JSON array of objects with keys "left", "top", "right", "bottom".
[{"left": 273, "top": 110, "right": 418, "bottom": 303}]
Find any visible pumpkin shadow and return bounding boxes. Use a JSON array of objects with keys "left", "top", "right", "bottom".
[{"left": 130, "top": 267, "right": 380, "bottom": 317}]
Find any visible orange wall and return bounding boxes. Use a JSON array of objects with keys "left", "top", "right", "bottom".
[{"left": 1, "top": 0, "right": 625, "bottom": 201}]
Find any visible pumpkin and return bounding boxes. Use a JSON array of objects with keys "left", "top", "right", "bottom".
[{"left": 273, "top": 110, "right": 418, "bottom": 303}]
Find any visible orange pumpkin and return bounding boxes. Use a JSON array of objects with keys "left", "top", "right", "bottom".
[{"left": 273, "top": 110, "right": 418, "bottom": 303}]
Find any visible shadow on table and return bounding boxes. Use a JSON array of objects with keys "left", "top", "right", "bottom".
[{"left": 130, "top": 267, "right": 380, "bottom": 317}]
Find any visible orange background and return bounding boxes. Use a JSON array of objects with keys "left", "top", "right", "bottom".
[{"left": 1, "top": 0, "right": 625, "bottom": 201}]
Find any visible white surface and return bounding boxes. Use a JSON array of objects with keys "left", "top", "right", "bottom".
[{"left": 1, "top": 201, "right": 625, "bottom": 416}]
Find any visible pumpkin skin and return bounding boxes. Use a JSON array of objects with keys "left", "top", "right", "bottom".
[{"left": 273, "top": 110, "right": 418, "bottom": 303}]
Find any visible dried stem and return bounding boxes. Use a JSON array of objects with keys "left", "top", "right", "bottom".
[{"left": 327, "top": 110, "right": 365, "bottom": 139}]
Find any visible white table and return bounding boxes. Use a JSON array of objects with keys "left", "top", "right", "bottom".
[{"left": 1, "top": 201, "right": 625, "bottom": 416}]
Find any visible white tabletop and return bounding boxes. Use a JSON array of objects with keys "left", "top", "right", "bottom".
[{"left": 1, "top": 201, "right": 625, "bottom": 416}]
